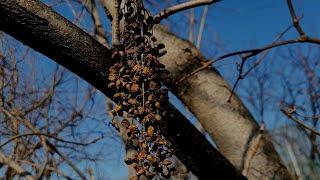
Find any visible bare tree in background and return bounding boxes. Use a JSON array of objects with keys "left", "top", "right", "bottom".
[{"left": 0, "top": 34, "right": 109, "bottom": 179}]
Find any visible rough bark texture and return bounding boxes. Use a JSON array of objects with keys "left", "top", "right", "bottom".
[
  {"left": 154, "top": 26, "right": 292, "bottom": 179},
  {"left": 0, "top": 0, "right": 245, "bottom": 178}
]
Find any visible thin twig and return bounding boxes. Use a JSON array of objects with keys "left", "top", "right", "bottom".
[
  {"left": 45, "top": 140, "right": 87, "bottom": 180},
  {"left": 86, "top": 0, "right": 110, "bottom": 47},
  {"left": 176, "top": 37, "right": 320, "bottom": 85},
  {"left": 280, "top": 104, "right": 320, "bottom": 136},
  {"left": 0, "top": 150, "right": 34, "bottom": 180},
  {"left": 286, "top": 0, "right": 305, "bottom": 37},
  {"left": 0, "top": 132, "right": 103, "bottom": 148}
]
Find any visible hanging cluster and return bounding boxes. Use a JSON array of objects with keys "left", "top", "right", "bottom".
[{"left": 107, "top": 1, "right": 174, "bottom": 179}]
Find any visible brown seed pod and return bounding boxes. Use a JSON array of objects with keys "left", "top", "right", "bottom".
[
  {"left": 145, "top": 170, "right": 155, "bottom": 178},
  {"left": 147, "top": 126, "right": 154, "bottom": 137},
  {"left": 145, "top": 53, "right": 154, "bottom": 61},
  {"left": 155, "top": 138, "right": 167, "bottom": 146},
  {"left": 125, "top": 83, "right": 131, "bottom": 91},
  {"left": 142, "top": 67, "right": 152, "bottom": 76},
  {"left": 113, "top": 92, "right": 125, "bottom": 99},
  {"left": 129, "top": 175, "right": 139, "bottom": 180},
  {"left": 116, "top": 79, "right": 122, "bottom": 89},
  {"left": 155, "top": 101, "right": 161, "bottom": 109},
  {"left": 161, "top": 166, "right": 171, "bottom": 178},
  {"left": 119, "top": 66, "right": 126, "bottom": 74},
  {"left": 114, "top": 104, "right": 123, "bottom": 113},
  {"left": 132, "top": 64, "right": 142, "bottom": 72},
  {"left": 136, "top": 168, "right": 145, "bottom": 176},
  {"left": 108, "top": 73, "right": 118, "bottom": 82},
  {"left": 137, "top": 152, "right": 147, "bottom": 160},
  {"left": 147, "top": 95, "right": 156, "bottom": 102},
  {"left": 149, "top": 81, "right": 158, "bottom": 90},
  {"left": 128, "top": 60, "right": 136, "bottom": 67},
  {"left": 133, "top": 109, "right": 139, "bottom": 116},
  {"left": 155, "top": 114, "right": 162, "bottom": 121},
  {"left": 127, "top": 47, "right": 137, "bottom": 54},
  {"left": 130, "top": 83, "right": 140, "bottom": 93},
  {"left": 137, "top": 106, "right": 145, "bottom": 115},
  {"left": 132, "top": 76, "right": 141, "bottom": 83},
  {"left": 121, "top": 119, "right": 130, "bottom": 128},
  {"left": 162, "top": 159, "right": 172, "bottom": 166},
  {"left": 141, "top": 142, "right": 147, "bottom": 150},
  {"left": 128, "top": 98, "right": 138, "bottom": 105},
  {"left": 107, "top": 82, "right": 115, "bottom": 88},
  {"left": 129, "top": 125, "right": 137, "bottom": 132},
  {"left": 146, "top": 155, "right": 157, "bottom": 164}
]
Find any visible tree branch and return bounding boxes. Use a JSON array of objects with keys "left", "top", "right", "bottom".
[
  {"left": 280, "top": 104, "right": 320, "bottom": 136},
  {"left": 176, "top": 37, "right": 320, "bottom": 84},
  {"left": 0, "top": 132, "right": 103, "bottom": 148},
  {"left": 0, "top": 150, "right": 34, "bottom": 180},
  {"left": 154, "top": 0, "right": 220, "bottom": 21},
  {"left": 0, "top": 0, "right": 245, "bottom": 178},
  {"left": 286, "top": 0, "right": 305, "bottom": 37}
]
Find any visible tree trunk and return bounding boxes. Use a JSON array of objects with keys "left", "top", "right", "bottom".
[
  {"left": 154, "top": 26, "right": 292, "bottom": 179},
  {"left": 0, "top": 0, "right": 244, "bottom": 179}
]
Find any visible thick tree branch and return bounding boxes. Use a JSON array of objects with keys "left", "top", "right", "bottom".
[
  {"left": 153, "top": 26, "right": 292, "bottom": 179},
  {"left": 0, "top": 0, "right": 245, "bottom": 178}
]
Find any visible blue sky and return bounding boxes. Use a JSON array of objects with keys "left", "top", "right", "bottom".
[
  {"left": 48, "top": 0, "right": 320, "bottom": 178},
  {"left": 3, "top": 0, "right": 320, "bottom": 179}
]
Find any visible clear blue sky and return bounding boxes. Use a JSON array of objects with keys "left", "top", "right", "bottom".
[{"left": 20, "top": 0, "right": 320, "bottom": 178}]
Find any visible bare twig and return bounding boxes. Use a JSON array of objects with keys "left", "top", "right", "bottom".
[
  {"left": 0, "top": 132, "right": 103, "bottom": 148},
  {"left": 154, "top": 0, "right": 220, "bottom": 21},
  {"left": 286, "top": 0, "right": 305, "bottom": 37},
  {"left": 45, "top": 139, "right": 87, "bottom": 180},
  {"left": 0, "top": 150, "right": 34, "bottom": 180},
  {"left": 85, "top": 0, "right": 109, "bottom": 47},
  {"left": 0, "top": 107, "right": 88, "bottom": 179},
  {"left": 280, "top": 104, "right": 320, "bottom": 136},
  {"left": 176, "top": 37, "right": 320, "bottom": 85},
  {"left": 196, "top": 5, "right": 209, "bottom": 49},
  {"left": 188, "top": 8, "right": 195, "bottom": 42}
]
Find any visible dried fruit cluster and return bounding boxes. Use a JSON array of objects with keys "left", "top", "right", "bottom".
[{"left": 107, "top": 1, "right": 174, "bottom": 179}]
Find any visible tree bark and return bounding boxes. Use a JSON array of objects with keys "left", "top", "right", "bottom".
[
  {"left": 0, "top": 0, "right": 245, "bottom": 179},
  {"left": 154, "top": 26, "right": 292, "bottom": 179}
]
